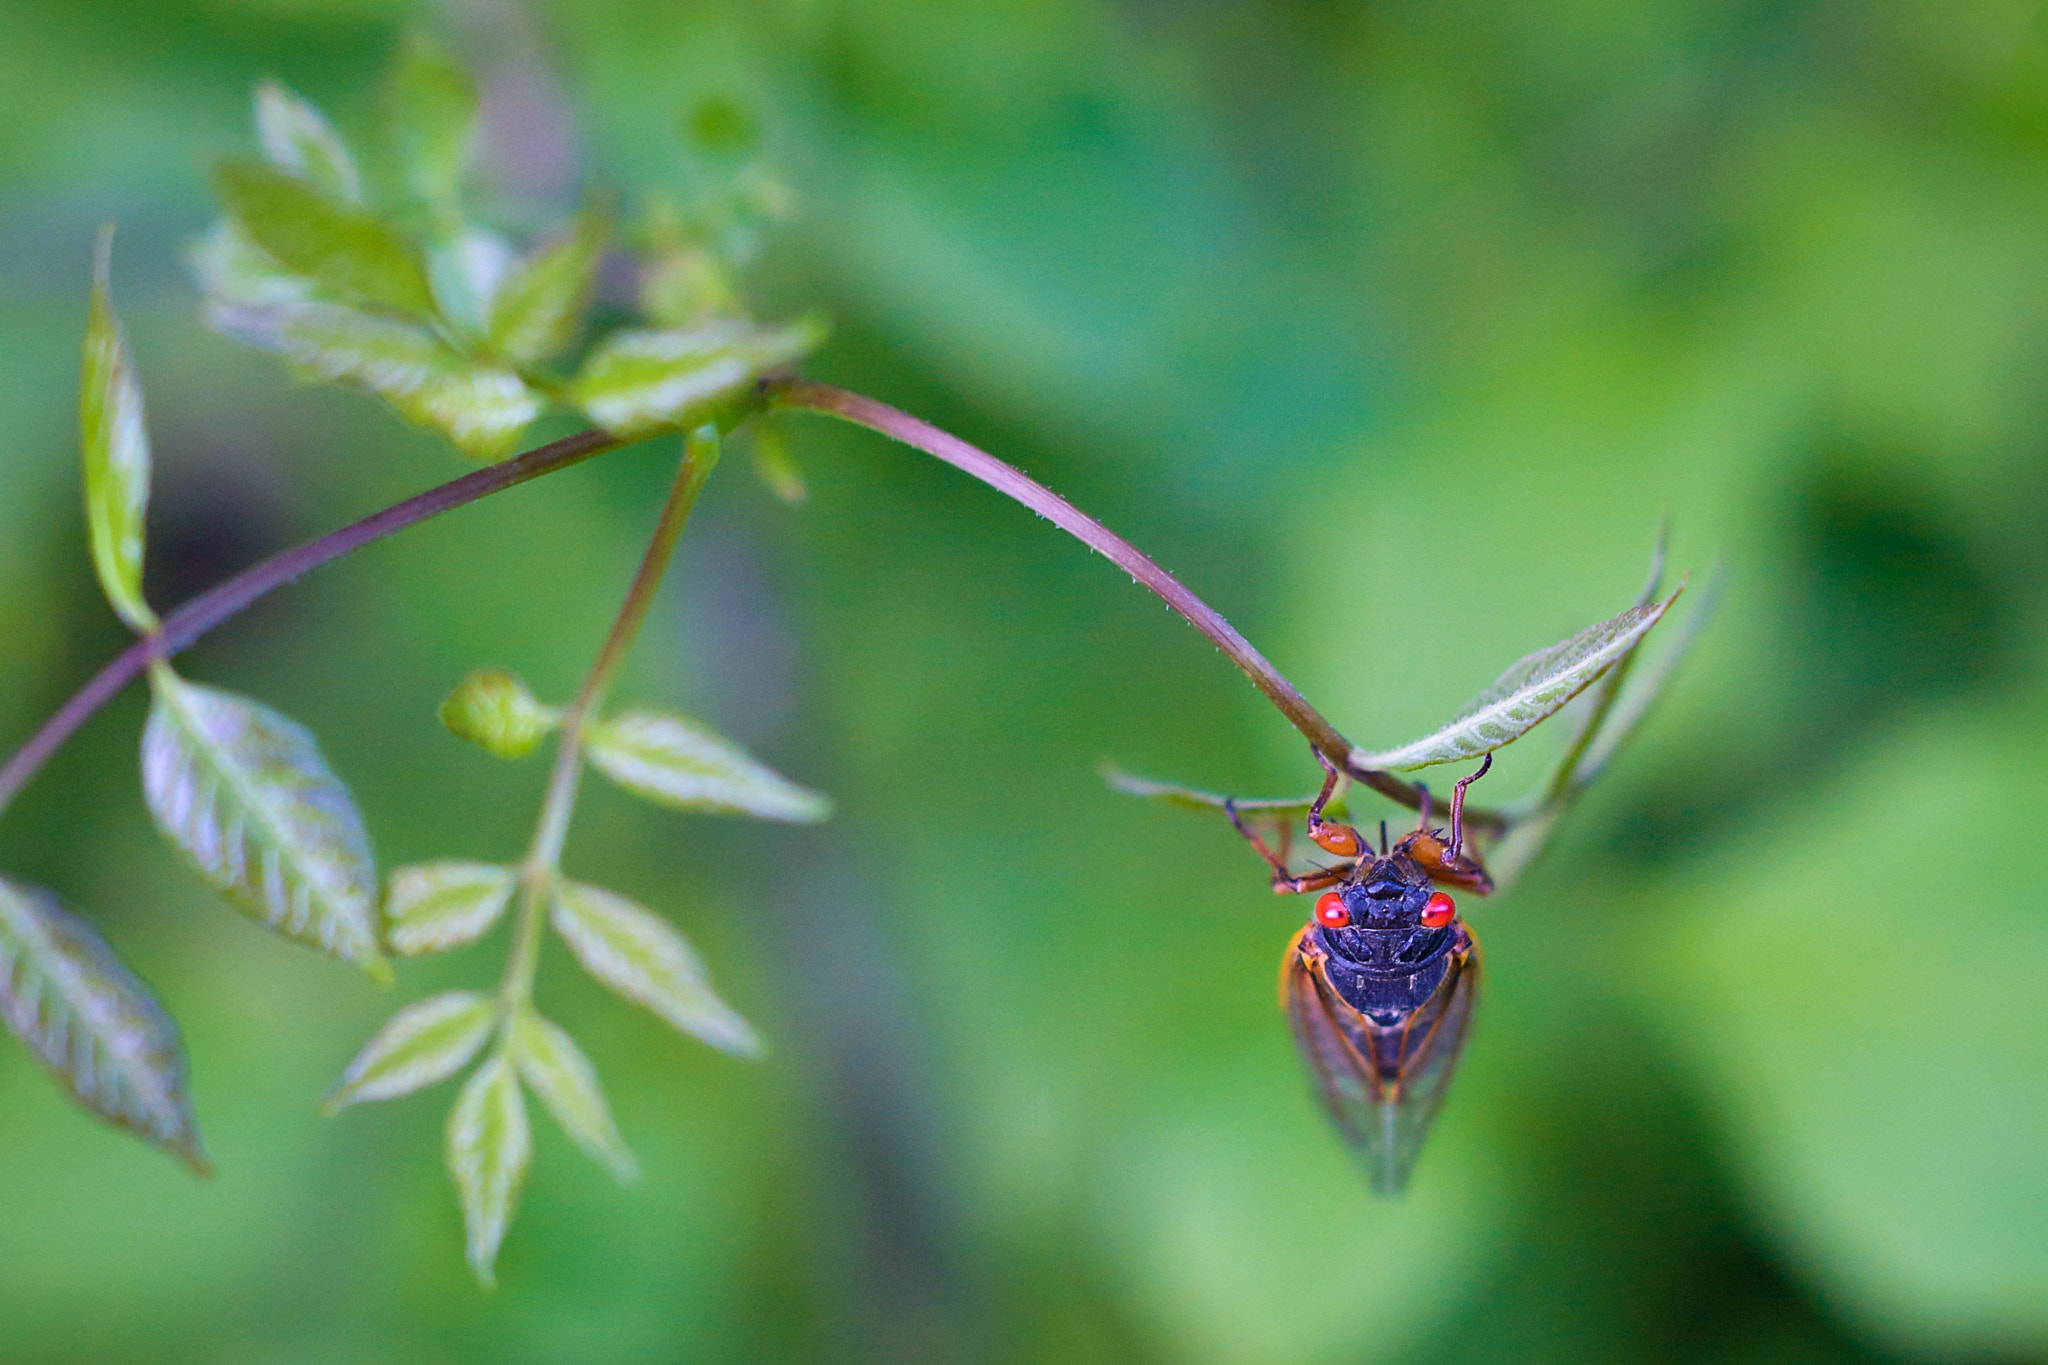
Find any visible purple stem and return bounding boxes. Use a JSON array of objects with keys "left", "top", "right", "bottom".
[
  {"left": 766, "top": 380, "right": 1497, "bottom": 829},
  {"left": 0, "top": 427, "right": 620, "bottom": 819}
]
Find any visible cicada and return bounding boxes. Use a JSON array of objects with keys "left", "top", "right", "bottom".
[{"left": 1229, "top": 753, "right": 1495, "bottom": 1193}]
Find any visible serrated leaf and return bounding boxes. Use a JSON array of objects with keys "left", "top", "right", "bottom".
[
  {"left": 204, "top": 299, "right": 538, "bottom": 459},
  {"left": 446, "top": 1054, "right": 528, "bottom": 1287},
  {"left": 386, "top": 862, "right": 516, "bottom": 956},
  {"left": 549, "top": 880, "right": 760, "bottom": 1056},
  {"left": 80, "top": 226, "right": 157, "bottom": 634},
  {"left": 326, "top": 990, "right": 497, "bottom": 1111},
  {"left": 510, "top": 1006, "right": 636, "bottom": 1180},
  {"left": 253, "top": 79, "right": 360, "bottom": 202},
  {"left": 385, "top": 31, "right": 477, "bottom": 220},
  {"left": 142, "top": 666, "right": 387, "bottom": 978},
  {"left": 439, "top": 668, "right": 558, "bottom": 757},
  {"left": 188, "top": 218, "right": 315, "bottom": 309},
  {"left": 567, "top": 318, "right": 826, "bottom": 438},
  {"left": 584, "top": 710, "right": 830, "bottom": 823},
  {"left": 0, "top": 876, "right": 208, "bottom": 1174},
  {"left": 212, "top": 157, "right": 435, "bottom": 316},
  {"left": 1349, "top": 589, "right": 1682, "bottom": 772},
  {"left": 486, "top": 211, "right": 606, "bottom": 365}
]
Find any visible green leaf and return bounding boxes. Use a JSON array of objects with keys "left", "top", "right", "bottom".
[
  {"left": 385, "top": 31, "right": 477, "bottom": 219},
  {"left": 1348, "top": 588, "right": 1682, "bottom": 772},
  {"left": 1098, "top": 763, "right": 1330, "bottom": 818},
  {"left": 212, "top": 157, "right": 436, "bottom": 317},
  {"left": 385, "top": 862, "right": 516, "bottom": 956},
  {"left": 584, "top": 709, "right": 830, "bottom": 823},
  {"left": 549, "top": 880, "right": 761, "bottom": 1056},
  {"left": 252, "top": 79, "right": 360, "bottom": 202},
  {"left": 141, "top": 666, "right": 387, "bottom": 979},
  {"left": 187, "top": 218, "right": 315, "bottom": 309},
  {"left": 0, "top": 876, "right": 208, "bottom": 1174},
  {"left": 204, "top": 300, "right": 538, "bottom": 460},
  {"left": 426, "top": 228, "right": 516, "bottom": 339},
  {"left": 438, "top": 668, "right": 559, "bottom": 757},
  {"left": 79, "top": 226, "right": 157, "bottom": 634},
  {"left": 486, "top": 210, "right": 607, "bottom": 366},
  {"left": 1574, "top": 573, "right": 1719, "bottom": 786},
  {"left": 445, "top": 1054, "right": 529, "bottom": 1288},
  {"left": 567, "top": 318, "right": 826, "bottom": 438},
  {"left": 325, "top": 991, "right": 497, "bottom": 1111},
  {"left": 748, "top": 420, "right": 807, "bottom": 503},
  {"left": 510, "top": 1006, "right": 636, "bottom": 1181}
]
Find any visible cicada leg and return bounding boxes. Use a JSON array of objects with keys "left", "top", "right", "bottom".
[{"left": 1226, "top": 798, "right": 1357, "bottom": 895}]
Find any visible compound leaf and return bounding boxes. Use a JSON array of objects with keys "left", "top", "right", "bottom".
[
  {"left": 385, "top": 862, "right": 517, "bottom": 956},
  {"left": 487, "top": 210, "right": 606, "bottom": 365},
  {"left": 585, "top": 710, "right": 830, "bottom": 824},
  {"left": 510, "top": 1006, "right": 636, "bottom": 1180},
  {"left": 446, "top": 1054, "right": 529, "bottom": 1287},
  {"left": 212, "top": 157, "right": 435, "bottom": 317},
  {"left": 326, "top": 990, "right": 497, "bottom": 1111},
  {"left": 80, "top": 227, "right": 157, "bottom": 633},
  {"left": 142, "top": 666, "right": 387, "bottom": 979},
  {"left": 204, "top": 299, "right": 538, "bottom": 459},
  {"left": 0, "top": 876, "right": 208, "bottom": 1174},
  {"left": 567, "top": 317, "right": 825, "bottom": 438},
  {"left": 549, "top": 880, "right": 760, "bottom": 1056},
  {"left": 1349, "top": 589, "right": 1682, "bottom": 772},
  {"left": 253, "top": 79, "right": 360, "bottom": 202}
]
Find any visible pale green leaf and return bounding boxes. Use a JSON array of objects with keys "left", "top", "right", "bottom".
[
  {"left": 0, "top": 876, "right": 208, "bottom": 1174},
  {"left": 438, "top": 668, "right": 558, "bottom": 758},
  {"left": 445, "top": 1054, "right": 529, "bottom": 1287},
  {"left": 204, "top": 299, "right": 538, "bottom": 459},
  {"left": 385, "top": 31, "right": 477, "bottom": 218},
  {"left": 1348, "top": 589, "right": 1682, "bottom": 772},
  {"left": 427, "top": 227, "right": 516, "bottom": 338},
  {"left": 253, "top": 79, "right": 360, "bottom": 202},
  {"left": 326, "top": 990, "right": 496, "bottom": 1111},
  {"left": 142, "top": 666, "right": 387, "bottom": 978},
  {"left": 1097, "top": 764, "right": 1331, "bottom": 819},
  {"left": 1574, "top": 574, "right": 1719, "bottom": 786},
  {"left": 549, "top": 880, "right": 760, "bottom": 1056},
  {"left": 584, "top": 710, "right": 830, "bottom": 823},
  {"left": 567, "top": 318, "right": 826, "bottom": 438},
  {"left": 386, "top": 862, "right": 516, "bottom": 956},
  {"left": 748, "top": 420, "right": 807, "bottom": 503},
  {"left": 510, "top": 1006, "right": 636, "bottom": 1180},
  {"left": 80, "top": 226, "right": 157, "bottom": 633},
  {"left": 486, "top": 211, "right": 606, "bottom": 365},
  {"left": 212, "top": 157, "right": 436, "bottom": 316},
  {"left": 187, "top": 218, "right": 315, "bottom": 309}
]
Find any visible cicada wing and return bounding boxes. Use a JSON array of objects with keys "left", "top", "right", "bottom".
[{"left": 1282, "top": 929, "right": 1482, "bottom": 1194}]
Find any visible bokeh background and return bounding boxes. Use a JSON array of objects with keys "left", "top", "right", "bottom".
[{"left": 3, "top": 1, "right": 2046, "bottom": 1362}]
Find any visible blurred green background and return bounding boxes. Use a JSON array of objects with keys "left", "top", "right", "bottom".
[{"left": 3, "top": 1, "right": 2047, "bottom": 1361}]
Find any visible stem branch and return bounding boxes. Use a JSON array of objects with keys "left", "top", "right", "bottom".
[
  {"left": 0, "top": 428, "right": 623, "bottom": 821},
  {"left": 500, "top": 429, "right": 721, "bottom": 1015}
]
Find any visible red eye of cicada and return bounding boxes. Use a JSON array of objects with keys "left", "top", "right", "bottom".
[
  {"left": 1420, "top": 892, "right": 1456, "bottom": 928},
  {"left": 1314, "top": 891, "right": 1350, "bottom": 928}
]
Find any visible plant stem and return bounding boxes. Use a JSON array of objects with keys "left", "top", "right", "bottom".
[
  {"left": 765, "top": 379, "right": 1503, "bottom": 832},
  {"left": 499, "top": 429, "right": 722, "bottom": 1015},
  {"left": 0, "top": 427, "right": 625, "bottom": 822}
]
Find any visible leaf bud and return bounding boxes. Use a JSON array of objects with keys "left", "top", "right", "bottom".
[{"left": 440, "top": 669, "right": 558, "bottom": 758}]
